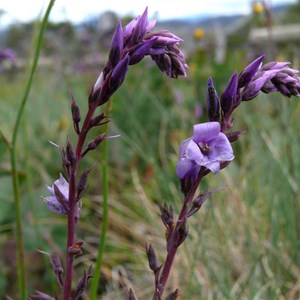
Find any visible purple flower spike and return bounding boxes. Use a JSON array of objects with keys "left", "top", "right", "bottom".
[
  {"left": 44, "top": 174, "right": 69, "bottom": 214},
  {"left": 89, "top": 8, "right": 187, "bottom": 106},
  {"left": 176, "top": 122, "right": 234, "bottom": 179},
  {"left": 238, "top": 55, "right": 264, "bottom": 88},
  {"left": 241, "top": 59, "right": 300, "bottom": 100}
]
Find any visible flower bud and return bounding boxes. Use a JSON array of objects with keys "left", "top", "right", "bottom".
[
  {"left": 206, "top": 77, "right": 220, "bottom": 122},
  {"left": 71, "top": 98, "right": 81, "bottom": 134},
  {"left": 108, "top": 20, "right": 124, "bottom": 67},
  {"left": 165, "top": 289, "right": 179, "bottom": 300},
  {"left": 68, "top": 241, "right": 83, "bottom": 256},
  {"left": 66, "top": 137, "right": 76, "bottom": 166},
  {"left": 221, "top": 72, "right": 239, "bottom": 115},
  {"left": 145, "top": 243, "right": 160, "bottom": 272}
]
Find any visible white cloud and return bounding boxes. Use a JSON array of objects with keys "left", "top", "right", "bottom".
[{"left": 0, "top": 0, "right": 297, "bottom": 26}]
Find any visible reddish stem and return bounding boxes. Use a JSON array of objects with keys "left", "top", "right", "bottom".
[
  {"left": 154, "top": 179, "right": 201, "bottom": 299},
  {"left": 63, "top": 103, "right": 97, "bottom": 300}
]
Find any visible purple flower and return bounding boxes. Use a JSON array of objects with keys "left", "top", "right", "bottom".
[
  {"left": 176, "top": 122, "right": 234, "bottom": 179},
  {"left": 44, "top": 174, "right": 71, "bottom": 215},
  {"left": 0, "top": 48, "right": 16, "bottom": 63}
]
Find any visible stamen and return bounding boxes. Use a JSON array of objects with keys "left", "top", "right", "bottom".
[{"left": 199, "top": 142, "right": 210, "bottom": 155}]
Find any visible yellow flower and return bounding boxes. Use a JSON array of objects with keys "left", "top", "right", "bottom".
[
  {"left": 194, "top": 28, "right": 205, "bottom": 41},
  {"left": 58, "top": 117, "right": 69, "bottom": 130},
  {"left": 253, "top": 2, "right": 264, "bottom": 14}
]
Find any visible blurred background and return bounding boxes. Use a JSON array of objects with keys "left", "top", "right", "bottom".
[{"left": 0, "top": 0, "right": 300, "bottom": 298}]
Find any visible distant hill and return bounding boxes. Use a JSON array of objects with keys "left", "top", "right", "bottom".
[{"left": 155, "top": 3, "right": 291, "bottom": 52}]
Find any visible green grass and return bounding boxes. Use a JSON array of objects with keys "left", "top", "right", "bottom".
[{"left": 0, "top": 54, "right": 300, "bottom": 299}]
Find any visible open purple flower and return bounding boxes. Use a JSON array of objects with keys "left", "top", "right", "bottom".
[
  {"left": 44, "top": 174, "right": 70, "bottom": 215},
  {"left": 176, "top": 122, "right": 234, "bottom": 179}
]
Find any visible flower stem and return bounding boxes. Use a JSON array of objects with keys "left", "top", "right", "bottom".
[
  {"left": 89, "top": 102, "right": 111, "bottom": 299},
  {"left": 154, "top": 179, "right": 201, "bottom": 299},
  {"left": 9, "top": 1, "right": 55, "bottom": 298},
  {"left": 63, "top": 103, "right": 97, "bottom": 299}
]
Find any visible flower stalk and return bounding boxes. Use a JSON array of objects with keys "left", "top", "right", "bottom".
[{"left": 39, "top": 8, "right": 187, "bottom": 299}]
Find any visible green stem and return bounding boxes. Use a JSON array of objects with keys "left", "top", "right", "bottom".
[
  {"left": 9, "top": 1, "right": 55, "bottom": 298},
  {"left": 90, "top": 102, "right": 111, "bottom": 299}
]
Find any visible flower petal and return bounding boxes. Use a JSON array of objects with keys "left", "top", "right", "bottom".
[
  {"left": 55, "top": 174, "right": 69, "bottom": 198},
  {"left": 193, "top": 122, "right": 220, "bottom": 143},
  {"left": 44, "top": 196, "right": 68, "bottom": 214},
  {"left": 211, "top": 133, "right": 234, "bottom": 161},
  {"left": 176, "top": 158, "right": 200, "bottom": 179},
  {"left": 204, "top": 161, "right": 221, "bottom": 174},
  {"left": 184, "top": 139, "right": 203, "bottom": 162}
]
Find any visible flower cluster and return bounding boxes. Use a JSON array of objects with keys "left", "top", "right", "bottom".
[
  {"left": 39, "top": 8, "right": 188, "bottom": 300},
  {"left": 241, "top": 58, "right": 300, "bottom": 100},
  {"left": 90, "top": 7, "right": 187, "bottom": 106},
  {"left": 176, "top": 55, "right": 300, "bottom": 185},
  {"left": 206, "top": 55, "right": 300, "bottom": 132}
]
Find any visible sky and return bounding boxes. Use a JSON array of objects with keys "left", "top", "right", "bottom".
[{"left": 0, "top": 0, "right": 297, "bottom": 26}]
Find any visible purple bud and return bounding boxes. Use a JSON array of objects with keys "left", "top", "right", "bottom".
[
  {"left": 242, "top": 71, "right": 275, "bottom": 100},
  {"left": 108, "top": 20, "right": 124, "bottom": 67},
  {"left": 221, "top": 72, "right": 239, "bottom": 115},
  {"left": 261, "top": 61, "right": 290, "bottom": 71},
  {"left": 129, "top": 38, "right": 157, "bottom": 65},
  {"left": 50, "top": 252, "right": 64, "bottom": 287},
  {"left": 226, "top": 130, "right": 244, "bottom": 143},
  {"left": 176, "top": 219, "right": 188, "bottom": 247},
  {"left": 109, "top": 54, "right": 130, "bottom": 91},
  {"left": 187, "top": 186, "right": 226, "bottom": 217},
  {"left": 66, "top": 138, "right": 76, "bottom": 166},
  {"left": 131, "top": 7, "right": 149, "bottom": 43},
  {"left": 206, "top": 77, "right": 220, "bottom": 121},
  {"left": 77, "top": 165, "right": 94, "bottom": 199},
  {"left": 238, "top": 55, "right": 264, "bottom": 88},
  {"left": 73, "top": 265, "right": 93, "bottom": 300},
  {"left": 87, "top": 134, "right": 106, "bottom": 151},
  {"left": 71, "top": 97, "right": 81, "bottom": 135},
  {"left": 50, "top": 253, "right": 63, "bottom": 274},
  {"left": 90, "top": 112, "right": 106, "bottom": 127},
  {"left": 145, "top": 243, "right": 160, "bottom": 272},
  {"left": 159, "top": 202, "right": 174, "bottom": 229}
]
